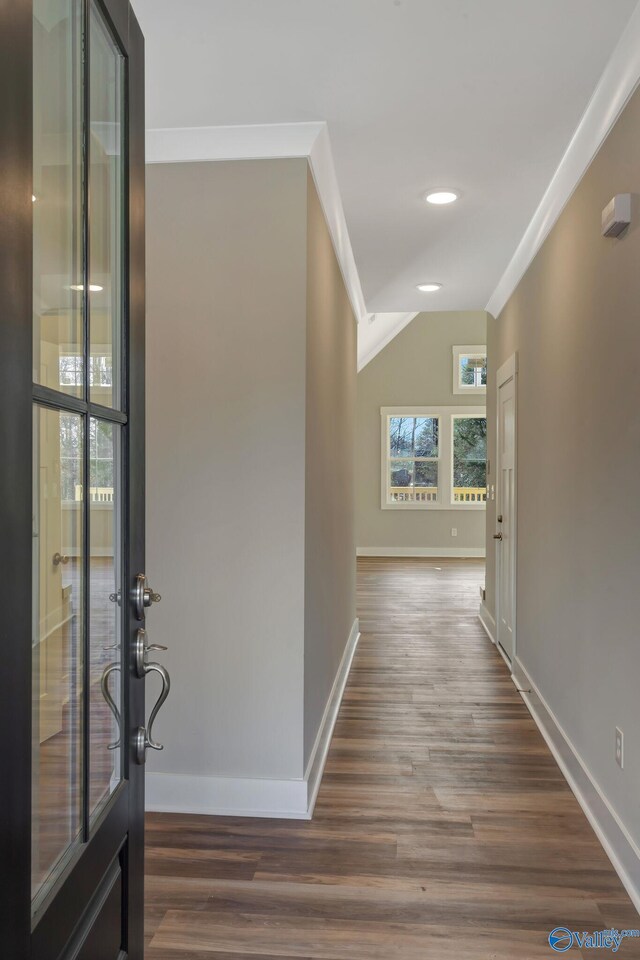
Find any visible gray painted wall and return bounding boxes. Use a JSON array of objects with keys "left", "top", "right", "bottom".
[
  {"left": 146, "top": 157, "right": 356, "bottom": 792},
  {"left": 356, "top": 311, "right": 487, "bottom": 552},
  {"left": 146, "top": 159, "right": 308, "bottom": 780},
  {"left": 485, "top": 83, "right": 640, "bottom": 845},
  {"left": 304, "top": 169, "right": 357, "bottom": 768}
]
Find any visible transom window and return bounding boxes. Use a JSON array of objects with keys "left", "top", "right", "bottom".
[
  {"left": 453, "top": 345, "right": 487, "bottom": 394},
  {"left": 381, "top": 407, "right": 487, "bottom": 508}
]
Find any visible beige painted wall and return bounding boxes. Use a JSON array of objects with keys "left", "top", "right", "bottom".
[
  {"left": 356, "top": 311, "right": 487, "bottom": 553},
  {"left": 146, "top": 158, "right": 357, "bottom": 798},
  {"left": 485, "top": 84, "right": 640, "bottom": 847},
  {"left": 304, "top": 170, "right": 357, "bottom": 768},
  {"left": 146, "top": 159, "right": 308, "bottom": 781}
]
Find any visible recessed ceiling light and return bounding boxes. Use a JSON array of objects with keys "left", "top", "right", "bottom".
[
  {"left": 69, "top": 283, "right": 103, "bottom": 292},
  {"left": 425, "top": 190, "right": 459, "bottom": 205},
  {"left": 416, "top": 282, "right": 442, "bottom": 292}
]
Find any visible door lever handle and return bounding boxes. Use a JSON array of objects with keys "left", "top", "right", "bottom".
[
  {"left": 100, "top": 662, "right": 121, "bottom": 750},
  {"left": 134, "top": 662, "right": 170, "bottom": 764},
  {"left": 493, "top": 533, "right": 503, "bottom": 540},
  {"left": 134, "top": 628, "right": 167, "bottom": 678}
]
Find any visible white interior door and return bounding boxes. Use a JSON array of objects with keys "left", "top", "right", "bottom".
[{"left": 496, "top": 363, "right": 516, "bottom": 660}]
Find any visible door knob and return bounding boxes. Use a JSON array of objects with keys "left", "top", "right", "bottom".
[
  {"left": 133, "top": 573, "right": 162, "bottom": 621},
  {"left": 493, "top": 533, "right": 503, "bottom": 540},
  {"left": 53, "top": 552, "right": 70, "bottom": 565}
]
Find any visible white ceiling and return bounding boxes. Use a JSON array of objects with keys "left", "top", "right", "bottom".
[{"left": 134, "top": 0, "right": 637, "bottom": 319}]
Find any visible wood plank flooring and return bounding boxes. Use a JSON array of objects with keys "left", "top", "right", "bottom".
[{"left": 145, "top": 557, "right": 640, "bottom": 959}]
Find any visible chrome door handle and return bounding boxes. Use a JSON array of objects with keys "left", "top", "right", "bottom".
[
  {"left": 133, "top": 627, "right": 167, "bottom": 679},
  {"left": 100, "top": 662, "right": 121, "bottom": 750},
  {"left": 133, "top": 573, "right": 161, "bottom": 621},
  {"left": 493, "top": 533, "right": 503, "bottom": 540},
  {"left": 134, "top": 662, "right": 170, "bottom": 764}
]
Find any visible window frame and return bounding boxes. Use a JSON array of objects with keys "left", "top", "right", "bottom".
[
  {"left": 452, "top": 345, "right": 487, "bottom": 395},
  {"left": 381, "top": 406, "right": 486, "bottom": 510}
]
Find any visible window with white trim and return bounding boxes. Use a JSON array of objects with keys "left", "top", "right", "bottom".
[
  {"left": 452, "top": 413, "right": 487, "bottom": 503},
  {"left": 453, "top": 345, "right": 487, "bottom": 394},
  {"left": 59, "top": 353, "right": 113, "bottom": 388},
  {"left": 381, "top": 407, "right": 487, "bottom": 509}
]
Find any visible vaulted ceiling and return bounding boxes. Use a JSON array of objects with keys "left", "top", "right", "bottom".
[{"left": 134, "top": 0, "right": 639, "bottom": 359}]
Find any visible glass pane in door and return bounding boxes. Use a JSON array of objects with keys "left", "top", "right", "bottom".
[
  {"left": 89, "top": 420, "right": 123, "bottom": 818},
  {"left": 33, "top": 0, "right": 83, "bottom": 396},
  {"left": 32, "top": 406, "right": 84, "bottom": 901},
  {"left": 89, "top": 3, "right": 124, "bottom": 409}
]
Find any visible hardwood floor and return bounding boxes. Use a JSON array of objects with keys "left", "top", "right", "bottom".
[{"left": 145, "top": 557, "right": 640, "bottom": 959}]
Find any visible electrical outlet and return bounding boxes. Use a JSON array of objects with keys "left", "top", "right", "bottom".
[
  {"left": 615, "top": 727, "right": 624, "bottom": 769},
  {"left": 451, "top": 527, "right": 457, "bottom": 537}
]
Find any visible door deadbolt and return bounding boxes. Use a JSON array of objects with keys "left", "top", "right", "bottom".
[{"left": 133, "top": 573, "right": 162, "bottom": 621}]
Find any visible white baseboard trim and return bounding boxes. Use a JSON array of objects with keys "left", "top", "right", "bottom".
[
  {"left": 478, "top": 602, "right": 513, "bottom": 670},
  {"left": 146, "top": 618, "right": 360, "bottom": 821},
  {"left": 145, "top": 770, "right": 310, "bottom": 819},
  {"left": 304, "top": 617, "right": 360, "bottom": 817},
  {"left": 512, "top": 656, "right": 640, "bottom": 913},
  {"left": 357, "top": 546, "right": 486, "bottom": 558},
  {"left": 478, "top": 601, "right": 496, "bottom": 644}
]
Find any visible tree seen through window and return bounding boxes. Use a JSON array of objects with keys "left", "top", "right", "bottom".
[{"left": 453, "top": 416, "right": 487, "bottom": 500}]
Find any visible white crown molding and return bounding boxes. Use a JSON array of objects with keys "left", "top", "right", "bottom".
[
  {"left": 307, "top": 125, "right": 368, "bottom": 323},
  {"left": 146, "top": 120, "right": 368, "bottom": 327},
  {"left": 486, "top": 2, "right": 640, "bottom": 320},
  {"left": 357, "top": 311, "right": 418, "bottom": 371},
  {"left": 146, "top": 120, "right": 323, "bottom": 164},
  {"left": 145, "top": 120, "right": 417, "bottom": 365}
]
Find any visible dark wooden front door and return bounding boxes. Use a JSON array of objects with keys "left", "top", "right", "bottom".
[{"left": 0, "top": 1, "right": 150, "bottom": 956}]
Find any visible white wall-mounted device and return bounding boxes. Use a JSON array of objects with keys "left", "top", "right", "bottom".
[{"left": 602, "top": 194, "right": 631, "bottom": 237}]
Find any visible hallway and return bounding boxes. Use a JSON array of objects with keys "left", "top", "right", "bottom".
[{"left": 145, "top": 558, "right": 640, "bottom": 959}]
